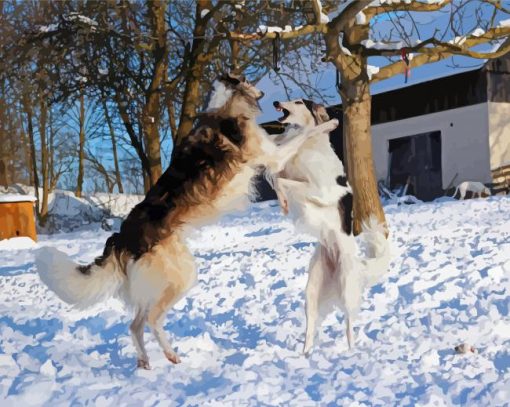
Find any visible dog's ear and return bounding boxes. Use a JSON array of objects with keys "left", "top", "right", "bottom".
[
  {"left": 303, "top": 99, "right": 330, "bottom": 124},
  {"left": 219, "top": 73, "right": 246, "bottom": 87},
  {"left": 219, "top": 118, "right": 243, "bottom": 145},
  {"left": 312, "top": 103, "right": 330, "bottom": 124}
]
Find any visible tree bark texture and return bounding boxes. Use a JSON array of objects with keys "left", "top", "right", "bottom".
[
  {"left": 340, "top": 75, "right": 386, "bottom": 235},
  {"left": 141, "top": 0, "right": 168, "bottom": 187},
  {"left": 174, "top": 0, "right": 214, "bottom": 145},
  {"left": 76, "top": 91, "right": 85, "bottom": 198},
  {"left": 23, "top": 98, "right": 40, "bottom": 213},
  {"left": 38, "top": 96, "right": 49, "bottom": 225},
  {"left": 102, "top": 98, "right": 123, "bottom": 193},
  {"left": 325, "top": 19, "right": 388, "bottom": 236}
]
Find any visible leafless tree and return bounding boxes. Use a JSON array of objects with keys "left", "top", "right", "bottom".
[{"left": 231, "top": 0, "right": 510, "bottom": 234}]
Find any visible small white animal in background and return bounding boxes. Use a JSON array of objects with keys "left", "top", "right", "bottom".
[
  {"left": 453, "top": 181, "right": 491, "bottom": 200},
  {"left": 455, "top": 343, "right": 477, "bottom": 354}
]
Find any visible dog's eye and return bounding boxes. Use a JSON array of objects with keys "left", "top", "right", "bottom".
[{"left": 295, "top": 101, "right": 304, "bottom": 104}]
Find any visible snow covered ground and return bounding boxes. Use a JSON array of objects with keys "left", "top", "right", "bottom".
[{"left": 1, "top": 195, "right": 510, "bottom": 406}]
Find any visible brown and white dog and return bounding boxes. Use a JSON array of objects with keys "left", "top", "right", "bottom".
[
  {"left": 452, "top": 181, "right": 491, "bottom": 200},
  {"left": 35, "top": 75, "right": 338, "bottom": 369},
  {"left": 268, "top": 99, "right": 391, "bottom": 354}
]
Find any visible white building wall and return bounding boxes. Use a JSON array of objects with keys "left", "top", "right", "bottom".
[
  {"left": 488, "top": 102, "right": 510, "bottom": 170},
  {"left": 371, "top": 103, "right": 492, "bottom": 189}
]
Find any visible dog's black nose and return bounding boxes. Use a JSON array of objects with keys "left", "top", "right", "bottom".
[
  {"left": 259, "top": 91, "right": 265, "bottom": 99},
  {"left": 273, "top": 101, "right": 280, "bottom": 108}
]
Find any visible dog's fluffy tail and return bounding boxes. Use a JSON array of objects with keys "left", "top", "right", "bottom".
[
  {"left": 34, "top": 247, "right": 125, "bottom": 309},
  {"left": 359, "top": 215, "right": 391, "bottom": 287}
]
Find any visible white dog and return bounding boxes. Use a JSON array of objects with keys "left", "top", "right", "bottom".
[
  {"left": 268, "top": 99, "right": 391, "bottom": 354},
  {"left": 453, "top": 181, "right": 491, "bottom": 200}
]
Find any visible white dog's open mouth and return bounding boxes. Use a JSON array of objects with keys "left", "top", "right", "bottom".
[{"left": 275, "top": 106, "right": 290, "bottom": 122}]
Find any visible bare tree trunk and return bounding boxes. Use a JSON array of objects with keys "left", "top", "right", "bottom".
[
  {"left": 163, "top": 66, "right": 178, "bottom": 141},
  {"left": 39, "top": 96, "right": 49, "bottom": 225},
  {"left": 0, "top": 160, "right": 7, "bottom": 188},
  {"left": 7, "top": 112, "right": 18, "bottom": 184},
  {"left": 166, "top": 98, "right": 177, "bottom": 142},
  {"left": 102, "top": 98, "right": 123, "bottom": 193},
  {"left": 229, "top": 8, "right": 242, "bottom": 75},
  {"left": 23, "top": 98, "right": 39, "bottom": 213},
  {"left": 115, "top": 92, "right": 152, "bottom": 184},
  {"left": 139, "top": 113, "right": 152, "bottom": 193},
  {"left": 0, "top": 83, "right": 9, "bottom": 188},
  {"left": 340, "top": 72, "right": 386, "bottom": 235},
  {"left": 48, "top": 108, "right": 56, "bottom": 191},
  {"left": 19, "top": 109, "right": 33, "bottom": 186},
  {"left": 174, "top": 0, "right": 214, "bottom": 145},
  {"left": 76, "top": 91, "right": 85, "bottom": 197},
  {"left": 324, "top": 18, "right": 387, "bottom": 236},
  {"left": 140, "top": 0, "right": 167, "bottom": 186}
]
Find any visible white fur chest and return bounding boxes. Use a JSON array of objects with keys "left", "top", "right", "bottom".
[
  {"left": 213, "top": 165, "right": 257, "bottom": 214},
  {"left": 285, "top": 134, "right": 343, "bottom": 188}
]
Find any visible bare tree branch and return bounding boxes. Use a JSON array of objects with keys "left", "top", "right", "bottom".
[
  {"left": 484, "top": 0, "right": 510, "bottom": 15},
  {"left": 229, "top": 23, "right": 326, "bottom": 41},
  {"left": 363, "top": 0, "right": 453, "bottom": 21},
  {"left": 372, "top": 25, "right": 510, "bottom": 82},
  {"left": 328, "top": 0, "right": 373, "bottom": 33}
]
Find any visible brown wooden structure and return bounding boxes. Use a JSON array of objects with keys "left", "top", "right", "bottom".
[
  {"left": 492, "top": 164, "right": 510, "bottom": 195},
  {"left": 0, "top": 195, "right": 37, "bottom": 241}
]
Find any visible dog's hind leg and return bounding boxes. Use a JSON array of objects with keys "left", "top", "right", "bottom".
[
  {"left": 130, "top": 239, "right": 196, "bottom": 366},
  {"left": 304, "top": 245, "right": 333, "bottom": 356},
  {"left": 304, "top": 263, "right": 320, "bottom": 355},
  {"left": 148, "top": 248, "right": 196, "bottom": 365},
  {"left": 147, "top": 287, "right": 184, "bottom": 365},
  {"left": 346, "top": 316, "right": 353, "bottom": 350},
  {"left": 460, "top": 188, "right": 466, "bottom": 200},
  {"left": 130, "top": 308, "right": 149, "bottom": 369}
]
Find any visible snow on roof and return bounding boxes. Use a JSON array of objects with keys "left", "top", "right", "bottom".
[
  {"left": 499, "top": 18, "right": 510, "bottom": 28},
  {"left": 0, "top": 194, "right": 37, "bottom": 203},
  {"left": 0, "top": 236, "right": 36, "bottom": 250},
  {"left": 371, "top": 60, "right": 483, "bottom": 95}
]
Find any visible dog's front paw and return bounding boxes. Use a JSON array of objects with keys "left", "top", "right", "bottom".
[
  {"left": 164, "top": 350, "right": 181, "bottom": 364},
  {"left": 137, "top": 359, "right": 151, "bottom": 370},
  {"left": 282, "top": 200, "right": 289, "bottom": 216},
  {"left": 326, "top": 118, "right": 339, "bottom": 131}
]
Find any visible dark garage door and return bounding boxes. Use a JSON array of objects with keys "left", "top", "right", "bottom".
[{"left": 389, "top": 131, "right": 443, "bottom": 201}]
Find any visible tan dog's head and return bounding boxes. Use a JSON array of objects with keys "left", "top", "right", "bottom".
[
  {"left": 273, "top": 99, "right": 330, "bottom": 127},
  {"left": 206, "top": 73, "right": 264, "bottom": 119}
]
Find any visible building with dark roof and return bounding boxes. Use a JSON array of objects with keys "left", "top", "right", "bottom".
[{"left": 259, "top": 53, "right": 510, "bottom": 201}]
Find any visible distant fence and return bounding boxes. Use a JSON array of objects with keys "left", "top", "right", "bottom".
[{"left": 491, "top": 164, "right": 510, "bottom": 195}]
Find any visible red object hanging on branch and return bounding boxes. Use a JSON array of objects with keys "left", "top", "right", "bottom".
[{"left": 401, "top": 48, "right": 410, "bottom": 83}]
